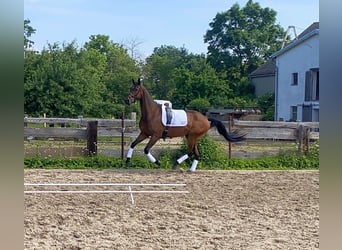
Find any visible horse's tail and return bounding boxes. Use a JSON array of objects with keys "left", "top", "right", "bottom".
[{"left": 208, "top": 118, "right": 247, "bottom": 142}]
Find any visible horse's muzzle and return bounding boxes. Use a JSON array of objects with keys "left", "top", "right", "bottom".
[{"left": 124, "top": 99, "right": 131, "bottom": 105}]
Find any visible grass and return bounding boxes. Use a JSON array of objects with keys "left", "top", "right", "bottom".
[{"left": 24, "top": 138, "right": 319, "bottom": 170}]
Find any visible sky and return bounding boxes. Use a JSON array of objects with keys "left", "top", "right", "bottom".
[{"left": 24, "top": 0, "right": 319, "bottom": 59}]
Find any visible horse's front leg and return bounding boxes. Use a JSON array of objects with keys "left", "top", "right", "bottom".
[
  {"left": 126, "top": 133, "right": 148, "bottom": 166},
  {"left": 144, "top": 135, "right": 161, "bottom": 166}
]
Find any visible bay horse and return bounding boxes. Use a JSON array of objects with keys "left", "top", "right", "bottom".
[{"left": 124, "top": 78, "right": 246, "bottom": 172}]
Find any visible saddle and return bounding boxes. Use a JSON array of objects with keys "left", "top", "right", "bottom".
[{"left": 160, "top": 103, "right": 187, "bottom": 140}]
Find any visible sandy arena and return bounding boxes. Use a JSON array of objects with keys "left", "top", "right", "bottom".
[{"left": 24, "top": 169, "right": 319, "bottom": 249}]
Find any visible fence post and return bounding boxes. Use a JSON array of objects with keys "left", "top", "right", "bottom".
[
  {"left": 298, "top": 124, "right": 303, "bottom": 153},
  {"left": 228, "top": 113, "right": 233, "bottom": 159},
  {"left": 24, "top": 114, "right": 28, "bottom": 127},
  {"left": 121, "top": 112, "right": 125, "bottom": 160},
  {"left": 298, "top": 124, "right": 310, "bottom": 154},
  {"left": 303, "top": 126, "right": 310, "bottom": 154},
  {"left": 86, "top": 121, "right": 98, "bottom": 156}
]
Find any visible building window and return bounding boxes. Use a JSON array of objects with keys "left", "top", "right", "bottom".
[
  {"left": 291, "top": 72, "right": 298, "bottom": 85},
  {"left": 314, "top": 71, "right": 319, "bottom": 100},
  {"left": 302, "top": 105, "right": 313, "bottom": 122},
  {"left": 305, "top": 69, "right": 319, "bottom": 101},
  {"left": 290, "top": 106, "right": 297, "bottom": 121}
]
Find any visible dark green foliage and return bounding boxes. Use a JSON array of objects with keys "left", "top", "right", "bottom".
[
  {"left": 24, "top": 139, "right": 319, "bottom": 170},
  {"left": 24, "top": 19, "right": 36, "bottom": 50},
  {"left": 24, "top": 156, "right": 122, "bottom": 169},
  {"left": 168, "top": 136, "right": 222, "bottom": 169},
  {"left": 204, "top": 0, "right": 286, "bottom": 104},
  {"left": 204, "top": 0, "right": 285, "bottom": 74},
  {"left": 186, "top": 98, "right": 211, "bottom": 114},
  {"left": 24, "top": 36, "right": 139, "bottom": 118},
  {"left": 25, "top": 6, "right": 285, "bottom": 117},
  {"left": 24, "top": 150, "right": 318, "bottom": 170},
  {"left": 197, "top": 136, "right": 228, "bottom": 167},
  {"left": 256, "top": 93, "right": 275, "bottom": 121}
]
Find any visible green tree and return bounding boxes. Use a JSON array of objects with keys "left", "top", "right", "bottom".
[
  {"left": 257, "top": 92, "right": 275, "bottom": 120},
  {"left": 143, "top": 46, "right": 232, "bottom": 109},
  {"left": 84, "top": 34, "right": 139, "bottom": 114},
  {"left": 186, "top": 98, "right": 211, "bottom": 114},
  {"left": 204, "top": 0, "right": 285, "bottom": 79},
  {"left": 170, "top": 57, "right": 231, "bottom": 108},
  {"left": 24, "top": 41, "right": 107, "bottom": 117},
  {"left": 143, "top": 45, "right": 189, "bottom": 100},
  {"left": 24, "top": 19, "right": 36, "bottom": 50}
]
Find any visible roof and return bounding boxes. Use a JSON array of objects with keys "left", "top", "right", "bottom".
[
  {"left": 271, "top": 22, "right": 319, "bottom": 58},
  {"left": 298, "top": 22, "right": 319, "bottom": 39},
  {"left": 249, "top": 60, "right": 275, "bottom": 78}
]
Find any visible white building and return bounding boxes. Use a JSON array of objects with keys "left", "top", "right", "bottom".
[{"left": 271, "top": 22, "right": 319, "bottom": 122}]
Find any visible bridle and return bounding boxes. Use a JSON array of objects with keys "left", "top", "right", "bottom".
[{"left": 125, "top": 83, "right": 143, "bottom": 105}]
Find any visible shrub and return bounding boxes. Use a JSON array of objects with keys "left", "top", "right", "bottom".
[
  {"left": 170, "top": 135, "right": 229, "bottom": 169},
  {"left": 186, "top": 98, "right": 211, "bottom": 114},
  {"left": 24, "top": 140, "right": 319, "bottom": 170}
]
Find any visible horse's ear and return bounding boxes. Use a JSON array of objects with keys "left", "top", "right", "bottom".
[
  {"left": 137, "top": 78, "right": 141, "bottom": 85},
  {"left": 132, "top": 79, "right": 136, "bottom": 85}
]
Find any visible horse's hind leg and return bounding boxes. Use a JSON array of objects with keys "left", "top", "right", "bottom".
[
  {"left": 189, "top": 143, "right": 200, "bottom": 172},
  {"left": 173, "top": 153, "right": 189, "bottom": 170},
  {"left": 172, "top": 136, "right": 192, "bottom": 170},
  {"left": 126, "top": 133, "right": 148, "bottom": 166},
  {"left": 173, "top": 136, "right": 199, "bottom": 172}
]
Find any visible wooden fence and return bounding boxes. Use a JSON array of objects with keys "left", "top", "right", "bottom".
[
  {"left": 211, "top": 120, "right": 319, "bottom": 155},
  {"left": 24, "top": 117, "right": 136, "bottom": 157},
  {"left": 24, "top": 116, "right": 319, "bottom": 157}
]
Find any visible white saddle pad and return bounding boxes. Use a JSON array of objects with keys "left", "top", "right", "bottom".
[{"left": 161, "top": 107, "right": 188, "bottom": 127}]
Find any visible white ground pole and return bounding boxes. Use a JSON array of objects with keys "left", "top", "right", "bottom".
[{"left": 24, "top": 183, "right": 188, "bottom": 205}]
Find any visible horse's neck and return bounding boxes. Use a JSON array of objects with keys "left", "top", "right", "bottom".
[{"left": 140, "top": 87, "right": 159, "bottom": 119}]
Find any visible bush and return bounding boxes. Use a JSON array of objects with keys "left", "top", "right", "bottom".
[
  {"left": 169, "top": 135, "right": 228, "bottom": 169},
  {"left": 256, "top": 93, "right": 275, "bottom": 121},
  {"left": 24, "top": 140, "right": 319, "bottom": 170},
  {"left": 186, "top": 98, "right": 211, "bottom": 114}
]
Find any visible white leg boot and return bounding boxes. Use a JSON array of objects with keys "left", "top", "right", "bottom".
[{"left": 189, "top": 159, "right": 198, "bottom": 172}]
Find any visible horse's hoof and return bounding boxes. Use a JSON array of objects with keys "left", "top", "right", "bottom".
[
  {"left": 172, "top": 163, "right": 179, "bottom": 170},
  {"left": 155, "top": 160, "right": 161, "bottom": 166},
  {"left": 125, "top": 159, "right": 131, "bottom": 167}
]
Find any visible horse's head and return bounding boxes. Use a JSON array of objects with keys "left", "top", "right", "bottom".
[{"left": 125, "top": 78, "right": 143, "bottom": 105}]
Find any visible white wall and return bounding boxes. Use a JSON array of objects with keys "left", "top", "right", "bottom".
[{"left": 275, "top": 34, "right": 319, "bottom": 121}]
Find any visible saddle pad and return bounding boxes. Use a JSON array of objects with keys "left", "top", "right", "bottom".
[{"left": 161, "top": 107, "right": 188, "bottom": 127}]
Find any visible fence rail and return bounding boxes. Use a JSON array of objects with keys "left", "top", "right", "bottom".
[
  {"left": 24, "top": 116, "right": 319, "bottom": 157},
  {"left": 233, "top": 120, "right": 319, "bottom": 141},
  {"left": 24, "top": 117, "right": 136, "bottom": 127},
  {"left": 24, "top": 116, "right": 136, "bottom": 156}
]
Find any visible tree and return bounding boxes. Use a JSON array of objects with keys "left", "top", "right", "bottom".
[
  {"left": 204, "top": 0, "right": 285, "bottom": 77},
  {"left": 143, "top": 45, "right": 232, "bottom": 109},
  {"left": 186, "top": 98, "right": 211, "bottom": 114},
  {"left": 170, "top": 56, "right": 231, "bottom": 109},
  {"left": 120, "top": 36, "right": 144, "bottom": 62},
  {"left": 24, "top": 41, "right": 108, "bottom": 117},
  {"left": 84, "top": 35, "right": 139, "bottom": 112},
  {"left": 24, "top": 19, "right": 36, "bottom": 50},
  {"left": 24, "top": 32, "right": 140, "bottom": 118},
  {"left": 256, "top": 92, "right": 275, "bottom": 120},
  {"left": 143, "top": 45, "right": 190, "bottom": 100}
]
